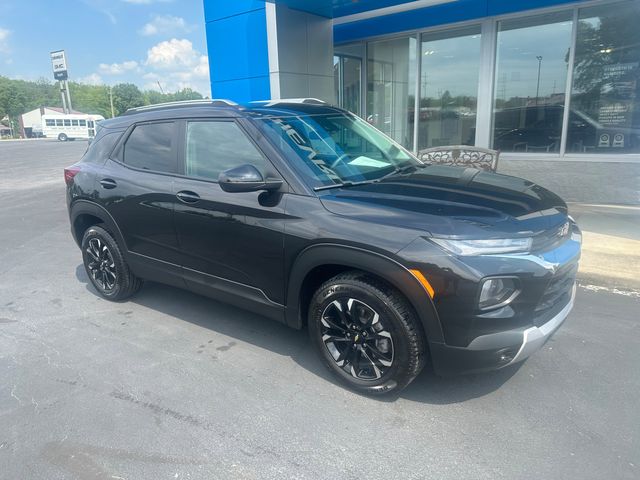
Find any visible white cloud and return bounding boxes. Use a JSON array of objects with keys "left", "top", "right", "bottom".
[
  {"left": 139, "top": 15, "right": 193, "bottom": 36},
  {"left": 146, "top": 38, "right": 198, "bottom": 70},
  {"left": 82, "top": 38, "right": 210, "bottom": 95},
  {"left": 98, "top": 60, "right": 139, "bottom": 75},
  {"left": 78, "top": 73, "right": 104, "bottom": 85},
  {"left": 0, "top": 27, "right": 11, "bottom": 54},
  {"left": 144, "top": 39, "right": 210, "bottom": 93}
]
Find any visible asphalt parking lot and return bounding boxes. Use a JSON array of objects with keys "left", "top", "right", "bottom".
[{"left": 1, "top": 140, "right": 638, "bottom": 480}]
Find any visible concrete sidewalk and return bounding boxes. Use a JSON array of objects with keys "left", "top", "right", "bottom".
[{"left": 568, "top": 203, "right": 640, "bottom": 292}]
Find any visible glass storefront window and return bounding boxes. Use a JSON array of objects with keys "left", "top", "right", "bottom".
[
  {"left": 492, "top": 12, "right": 573, "bottom": 153},
  {"left": 334, "top": 44, "right": 363, "bottom": 117},
  {"left": 567, "top": 1, "right": 640, "bottom": 153},
  {"left": 418, "top": 27, "right": 481, "bottom": 150},
  {"left": 334, "top": 1, "right": 640, "bottom": 158},
  {"left": 367, "top": 36, "right": 417, "bottom": 149}
]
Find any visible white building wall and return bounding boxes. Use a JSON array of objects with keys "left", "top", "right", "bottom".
[{"left": 266, "top": 4, "right": 335, "bottom": 102}]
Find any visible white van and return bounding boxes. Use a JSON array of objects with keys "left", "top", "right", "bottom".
[{"left": 42, "top": 114, "right": 106, "bottom": 141}]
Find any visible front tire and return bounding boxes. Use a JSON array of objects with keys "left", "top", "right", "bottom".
[
  {"left": 81, "top": 226, "right": 142, "bottom": 301},
  {"left": 308, "top": 271, "right": 426, "bottom": 395}
]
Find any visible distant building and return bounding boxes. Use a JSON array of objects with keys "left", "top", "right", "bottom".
[{"left": 20, "top": 107, "right": 87, "bottom": 138}]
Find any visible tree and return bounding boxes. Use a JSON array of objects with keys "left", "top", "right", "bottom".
[
  {"left": 0, "top": 76, "right": 206, "bottom": 135},
  {"left": 111, "top": 83, "right": 145, "bottom": 116}
]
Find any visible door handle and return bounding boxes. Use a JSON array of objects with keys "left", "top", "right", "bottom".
[
  {"left": 176, "top": 190, "right": 201, "bottom": 204},
  {"left": 100, "top": 178, "right": 117, "bottom": 189}
]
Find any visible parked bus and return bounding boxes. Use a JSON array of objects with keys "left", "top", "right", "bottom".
[{"left": 42, "top": 114, "right": 105, "bottom": 141}]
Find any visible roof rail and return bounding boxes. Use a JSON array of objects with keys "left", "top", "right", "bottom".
[
  {"left": 124, "top": 99, "right": 238, "bottom": 115},
  {"left": 254, "top": 98, "right": 329, "bottom": 107}
]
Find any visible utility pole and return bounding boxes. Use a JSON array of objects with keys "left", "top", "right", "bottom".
[
  {"left": 157, "top": 81, "right": 165, "bottom": 94},
  {"left": 109, "top": 86, "right": 115, "bottom": 118},
  {"left": 535, "top": 55, "right": 543, "bottom": 106}
]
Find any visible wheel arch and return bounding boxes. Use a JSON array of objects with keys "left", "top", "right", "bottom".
[
  {"left": 70, "top": 200, "right": 128, "bottom": 254},
  {"left": 285, "top": 244, "right": 444, "bottom": 344}
]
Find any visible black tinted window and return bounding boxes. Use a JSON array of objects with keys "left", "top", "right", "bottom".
[
  {"left": 83, "top": 130, "right": 123, "bottom": 164},
  {"left": 185, "top": 121, "right": 266, "bottom": 181},
  {"left": 124, "top": 122, "right": 176, "bottom": 173}
]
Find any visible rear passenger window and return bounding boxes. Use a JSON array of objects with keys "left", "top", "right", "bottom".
[
  {"left": 55, "top": 119, "right": 63, "bottom": 127},
  {"left": 45, "top": 119, "right": 55, "bottom": 127},
  {"left": 64, "top": 119, "right": 71, "bottom": 126},
  {"left": 123, "top": 122, "right": 177, "bottom": 173},
  {"left": 185, "top": 121, "right": 266, "bottom": 181}
]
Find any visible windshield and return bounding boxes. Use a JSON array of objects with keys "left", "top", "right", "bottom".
[{"left": 255, "top": 112, "right": 419, "bottom": 188}]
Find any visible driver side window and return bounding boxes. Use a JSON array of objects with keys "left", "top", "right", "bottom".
[{"left": 185, "top": 121, "right": 267, "bottom": 181}]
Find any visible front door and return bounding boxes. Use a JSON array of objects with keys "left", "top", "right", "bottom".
[{"left": 172, "top": 119, "right": 287, "bottom": 307}]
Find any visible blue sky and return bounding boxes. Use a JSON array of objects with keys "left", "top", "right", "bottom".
[{"left": 0, "top": 0, "right": 211, "bottom": 95}]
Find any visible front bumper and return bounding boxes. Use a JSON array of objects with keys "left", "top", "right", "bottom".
[
  {"left": 507, "top": 283, "right": 575, "bottom": 365},
  {"left": 429, "top": 283, "right": 576, "bottom": 375}
]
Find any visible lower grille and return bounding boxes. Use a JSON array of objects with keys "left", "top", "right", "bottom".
[{"left": 533, "top": 263, "right": 578, "bottom": 326}]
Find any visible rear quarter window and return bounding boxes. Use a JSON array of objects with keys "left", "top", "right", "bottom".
[{"left": 81, "top": 130, "right": 124, "bottom": 165}]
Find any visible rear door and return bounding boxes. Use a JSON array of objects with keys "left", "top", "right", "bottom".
[
  {"left": 172, "top": 118, "right": 288, "bottom": 305},
  {"left": 99, "top": 121, "right": 181, "bottom": 267}
]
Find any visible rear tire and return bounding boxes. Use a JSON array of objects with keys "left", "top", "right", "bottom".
[
  {"left": 81, "top": 226, "right": 142, "bottom": 301},
  {"left": 58, "top": 133, "right": 68, "bottom": 142},
  {"left": 308, "top": 271, "right": 426, "bottom": 395}
]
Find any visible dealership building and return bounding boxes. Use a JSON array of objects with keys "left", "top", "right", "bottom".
[{"left": 204, "top": 0, "right": 640, "bottom": 204}]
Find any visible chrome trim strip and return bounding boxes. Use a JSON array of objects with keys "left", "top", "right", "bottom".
[
  {"left": 508, "top": 282, "right": 576, "bottom": 365},
  {"left": 333, "top": 0, "right": 457, "bottom": 25}
]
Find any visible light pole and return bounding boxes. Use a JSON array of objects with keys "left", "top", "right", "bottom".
[
  {"left": 535, "top": 55, "right": 543, "bottom": 105},
  {"left": 109, "top": 86, "right": 115, "bottom": 118}
]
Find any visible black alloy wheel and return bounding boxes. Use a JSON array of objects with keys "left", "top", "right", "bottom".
[
  {"left": 309, "top": 271, "right": 426, "bottom": 395},
  {"left": 320, "top": 298, "right": 394, "bottom": 380},
  {"left": 85, "top": 236, "right": 117, "bottom": 292},
  {"left": 81, "top": 225, "right": 142, "bottom": 301}
]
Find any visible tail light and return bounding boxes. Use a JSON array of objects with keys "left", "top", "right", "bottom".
[{"left": 64, "top": 166, "right": 81, "bottom": 186}]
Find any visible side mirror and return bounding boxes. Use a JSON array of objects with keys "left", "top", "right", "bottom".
[{"left": 218, "top": 164, "right": 283, "bottom": 193}]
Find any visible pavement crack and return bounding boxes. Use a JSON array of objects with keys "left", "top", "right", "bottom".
[{"left": 10, "top": 385, "right": 24, "bottom": 406}]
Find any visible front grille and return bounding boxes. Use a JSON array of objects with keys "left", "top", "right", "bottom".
[
  {"left": 533, "top": 263, "right": 578, "bottom": 326},
  {"left": 531, "top": 221, "right": 572, "bottom": 252}
]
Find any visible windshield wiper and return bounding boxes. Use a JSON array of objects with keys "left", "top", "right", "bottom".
[
  {"left": 376, "top": 163, "right": 426, "bottom": 182},
  {"left": 313, "top": 180, "right": 375, "bottom": 192}
]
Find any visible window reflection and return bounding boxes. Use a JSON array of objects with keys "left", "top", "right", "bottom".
[
  {"left": 418, "top": 27, "right": 481, "bottom": 149},
  {"left": 568, "top": 1, "right": 640, "bottom": 153},
  {"left": 335, "top": 44, "right": 363, "bottom": 117},
  {"left": 367, "top": 36, "right": 417, "bottom": 149},
  {"left": 492, "top": 13, "right": 573, "bottom": 152}
]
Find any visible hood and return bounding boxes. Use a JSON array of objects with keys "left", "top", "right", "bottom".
[{"left": 319, "top": 166, "right": 568, "bottom": 238}]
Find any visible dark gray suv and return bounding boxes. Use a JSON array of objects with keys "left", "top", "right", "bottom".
[{"left": 65, "top": 99, "right": 581, "bottom": 395}]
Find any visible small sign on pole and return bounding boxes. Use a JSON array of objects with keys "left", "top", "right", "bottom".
[{"left": 50, "top": 50, "right": 68, "bottom": 81}]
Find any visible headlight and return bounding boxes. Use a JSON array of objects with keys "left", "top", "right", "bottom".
[
  {"left": 478, "top": 277, "right": 519, "bottom": 310},
  {"left": 430, "top": 237, "right": 532, "bottom": 256}
]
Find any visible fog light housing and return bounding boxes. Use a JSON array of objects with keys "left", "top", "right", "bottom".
[{"left": 478, "top": 277, "right": 519, "bottom": 310}]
